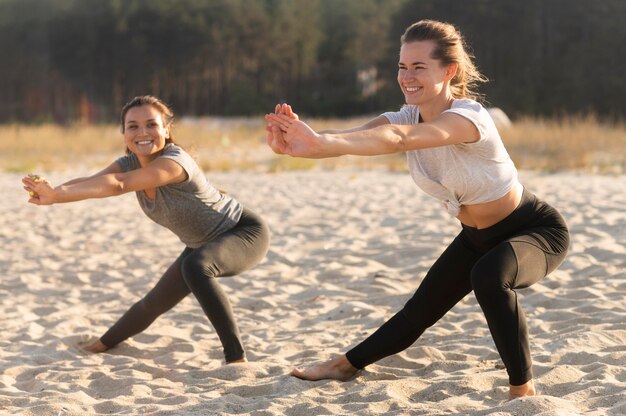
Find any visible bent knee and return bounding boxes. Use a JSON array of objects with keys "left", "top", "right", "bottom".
[
  {"left": 181, "top": 253, "right": 220, "bottom": 281},
  {"left": 470, "top": 244, "right": 518, "bottom": 294}
]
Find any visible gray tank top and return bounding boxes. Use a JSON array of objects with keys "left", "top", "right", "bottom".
[
  {"left": 115, "top": 144, "right": 242, "bottom": 248},
  {"left": 382, "top": 99, "right": 519, "bottom": 217}
]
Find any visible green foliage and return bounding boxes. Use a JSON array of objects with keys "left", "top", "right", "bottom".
[{"left": 0, "top": 0, "right": 624, "bottom": 122}]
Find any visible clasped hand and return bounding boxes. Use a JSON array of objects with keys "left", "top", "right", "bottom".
[
  {"left": 265, "top": 103, "right": 325, "bottom": 158},
  {"left": 22, "top": 174, "right": 55, "bottom": 205}
]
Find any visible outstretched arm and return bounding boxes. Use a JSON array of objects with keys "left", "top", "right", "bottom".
[
  {"left": 318, "top": 115, "right": 390, "bottom": 134},
  {"left": 59, "top": 162, "right": 124, "bottom": 187},
  {"left": 22, "top": 158, "right": 186, "bottom": 205},
  {"left": 265, "top": 111, "right": 479, "bottom": 158},
  {"left": 265, "top": 102, "right": 389, "bottom": 139},
  {"left": 265, "top": 103, "right": 391, "bottom": 157}
]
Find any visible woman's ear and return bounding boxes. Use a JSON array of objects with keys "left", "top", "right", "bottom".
[{"left": 445, "top": 63, "right": 458, "bottom": 81}]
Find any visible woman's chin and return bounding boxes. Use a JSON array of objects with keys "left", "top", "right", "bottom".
[
  {"left": 132, "top": 146, "right": 162, "bottom": 157},
  {"left": 403, "top": 95, "right": 420, "bottom": 105}
]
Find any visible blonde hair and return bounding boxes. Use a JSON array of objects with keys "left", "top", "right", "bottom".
[
  {"left": 120, "top": 95, "right": 176, "bottom": 154},
  {"left": 401, "top": 20, "right": 487, "bottom": 100}
]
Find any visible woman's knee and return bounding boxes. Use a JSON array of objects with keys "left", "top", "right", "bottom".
[
  {"left": 181, "top": 252, "right": 220, "bottom": 283},
  {"left": 470, "top": 244, "right": 518, "bottom": 296}
]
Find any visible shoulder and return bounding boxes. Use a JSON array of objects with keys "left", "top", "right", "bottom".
[
  {"left": 443, "top": 99, "right": 496, "bottom": 142},
  {"left": 451, "top": 98, "right": 483, "bottom": 111},
  {"left": 158, "top": 143, "right": 199, "bottom": 181},
  {"left": 115, "top": 152, "right": 140, "bottom": 172},
  {"left": 160, "top": 144, "right": 195, "bottom": 165},
  {"left": 381, "top": 105, "right": 419, "bottom": 124},
  {"left": 448, "top": 99, "right": 496, "bottom": 123},
  {"left": 161, "top": 143, "right": 187, "bottom": 158}
]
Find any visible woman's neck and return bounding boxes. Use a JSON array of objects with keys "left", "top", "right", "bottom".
[
  {"left": 137, "top": 152, "right": 160, "bottom": 168},
  {"left": 418, "top": 93, "right": 455, "bottom": 122}
]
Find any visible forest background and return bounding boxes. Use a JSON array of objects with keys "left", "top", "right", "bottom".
[
  {"left": 1, "top": 0, "right": 625, "bottom": 123},
  {"left": 1, "top": 0, "right": 625, "bottom": 174}
]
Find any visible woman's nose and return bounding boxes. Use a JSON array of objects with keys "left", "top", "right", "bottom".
[{"left": 402, "top": 69, "right": 415, "bottom": 80}]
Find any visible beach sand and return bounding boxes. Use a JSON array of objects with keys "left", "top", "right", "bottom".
[{"left": 1, "top": 170, "right": 625, "bottom": 415}]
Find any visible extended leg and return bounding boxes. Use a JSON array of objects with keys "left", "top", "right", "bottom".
[
  {"left": 99, "top": 253, "right": 191, "bottom": 348},
  {"left": 292, "top": 235, "right": 478, "bottom": 381},
  {"left": 345, "top": 234, "right": 478, "bottom": 368}
]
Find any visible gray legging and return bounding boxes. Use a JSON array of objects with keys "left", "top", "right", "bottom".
[
  {"left": 100, "top": 207, "right": 270, "bottom": 362},
  {"left": 346, "top": 189, "right": 569, "bottom": 386}
]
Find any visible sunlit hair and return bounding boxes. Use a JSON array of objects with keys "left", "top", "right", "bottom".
[
  {"left": 120, "top": 95, "right": 176, "bottom": 154},
  {"left": 401, "top": 20, "right": 488, "bottom": 101}
]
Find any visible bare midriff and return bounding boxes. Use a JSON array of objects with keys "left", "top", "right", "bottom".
[{"left": 457, "top": 182, "right": 524, "bottom": 230}]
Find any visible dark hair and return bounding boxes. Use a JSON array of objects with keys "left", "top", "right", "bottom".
[
  {"left": 121, "top": 95, "right": 176, "bottom": 154},
  {"left": 401, "top": 20, "right": 487, "bottom": 100}
]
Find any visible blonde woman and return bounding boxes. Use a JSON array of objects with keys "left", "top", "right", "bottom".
[{"left": 266, "top": 20, "right": 568, "bottom": 399}]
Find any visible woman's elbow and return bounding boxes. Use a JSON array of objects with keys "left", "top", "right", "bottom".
[
  {"left": 109, "top": 174, "right": 129, "bottom": 195},
  {"left": 386, "top": 127, "right": 408, "bottom": 153}
]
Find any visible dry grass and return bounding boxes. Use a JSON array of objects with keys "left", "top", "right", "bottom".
[
  {"left": 501, "top": 114, "right": 626, "bottom": 174},
  {"left": 0, "top": 114, "right": 624, "bottom": 174},
  {"left": 0, "top": 124, "right": 122, "bottom": 173}
]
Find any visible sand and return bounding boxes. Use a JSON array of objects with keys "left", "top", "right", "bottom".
[{"left": 1, "top": 170, "right": 625, "bottom": 415}]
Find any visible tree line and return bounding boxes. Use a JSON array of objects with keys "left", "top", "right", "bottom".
[{"left": 0, "top": 0, "right": 624, "bottom": 124}]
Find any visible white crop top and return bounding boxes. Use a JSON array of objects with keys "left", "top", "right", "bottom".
[{"left": 382, "top": 99, "right": 519, "bottom": 217}]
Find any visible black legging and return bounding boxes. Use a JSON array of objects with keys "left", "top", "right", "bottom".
[
  {"left": 346, "top": 189, "right": 569, "bottom": 386},
  {"left": 100, "top": 207, "right": 270, "bottom": 363}
]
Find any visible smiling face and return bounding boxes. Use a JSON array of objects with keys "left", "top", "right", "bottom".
[
  {"left": 123, "top": 105, "right": 170, "bottom": 161},
  {"left": 397, "top": 40, "right": 456, "bottom": 107}
]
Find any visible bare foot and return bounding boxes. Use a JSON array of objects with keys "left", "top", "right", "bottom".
[
  {"left": 291, "top": 355, "right": 359, "bottom": 381},
  {"left": 81, "top": 339, "right": 109, "bottom": 353},
  {"left": 508, "top": 379, "right": 536, "bottom": 400}
]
